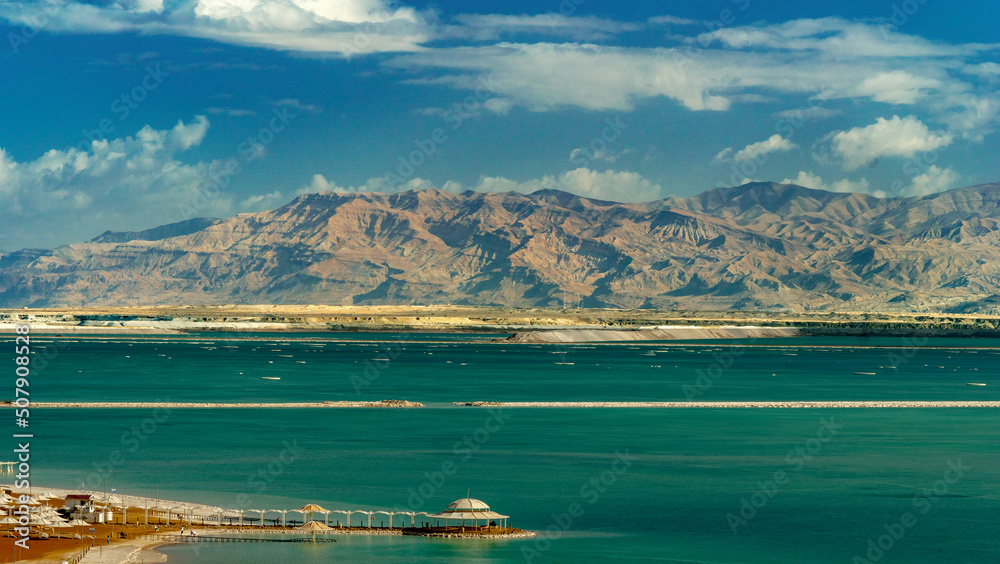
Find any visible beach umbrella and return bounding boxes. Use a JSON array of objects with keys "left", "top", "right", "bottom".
[
  {"left": 298, "top": 504, "right": 327, "bottom": 523},
  {"left": 0, "top": 516, "right": 18, "bottom": 524},
  {"left": 27, "top": 515, "right": 51, "bottom": 526},
  {"left": 295, "top": 520, "right": 333, "bottom": 543},
  {"left": 68, "top": 519, "right": 90, "bottom": 527}
]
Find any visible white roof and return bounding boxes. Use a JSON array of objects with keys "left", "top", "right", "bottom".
[{"left": 426, "top": 498, "right": 508, "bottom": 520}]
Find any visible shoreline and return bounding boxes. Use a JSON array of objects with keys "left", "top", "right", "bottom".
[
  {"left": 5, "top": 305, "right": 1000, "bottom": 338},
  {"left": 1, "top": 484, "right": 533, "bottom": 563}
]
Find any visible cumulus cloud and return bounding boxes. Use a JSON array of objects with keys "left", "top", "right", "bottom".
[
  {"left": 301, "top": 168, "right": 663, "bottom": 203},
  {"left": 733, "top": 134, "right": 797, "bottom": 162},
  {"left": 781, "top": 171, "right": 871, "bottom": 195},
  {"left": 829, "top": 115, "right": 953, "bottom": 170},
  {"left": 0, "top": 117, "right": 258, "bottom": 249},
  {"left": 712, "top": 147, "right": 734, "bottom": 164},
  {"left": 907, "top": 165, "right": 960, "bottom": 196},
  {"left": 714, "top": 134, "right": 797, "bottom": 164}
]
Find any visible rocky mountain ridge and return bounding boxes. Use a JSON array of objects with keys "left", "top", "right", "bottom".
[{"left": 2, "top": 182, "right": 1000, "bottom": 312}]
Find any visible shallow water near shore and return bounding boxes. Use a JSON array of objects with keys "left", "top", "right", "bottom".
[{"left": 20, "top": 334, "right": 1000, "bottom": 562}]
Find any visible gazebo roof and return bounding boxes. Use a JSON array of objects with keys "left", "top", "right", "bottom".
[{"left": 426, "top": 498, "right": 509, "bottom": 521}]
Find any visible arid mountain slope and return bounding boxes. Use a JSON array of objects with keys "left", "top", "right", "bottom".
[{"left": 2, "top": 182, "right": 1000, "bottom": 312}]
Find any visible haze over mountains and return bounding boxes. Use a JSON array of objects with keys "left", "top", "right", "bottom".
[{"left": 3, "top": 182, "right": 1000, "bottom": 313}]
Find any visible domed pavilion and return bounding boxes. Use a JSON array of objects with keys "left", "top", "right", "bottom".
[{"left": 426, "top": 498, "right": 509, "bottom": 531}]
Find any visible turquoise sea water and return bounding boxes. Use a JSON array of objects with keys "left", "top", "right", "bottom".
[
  {"left": 14, "top": 334, "right": 1000, "bottom": 562},
  {"left": 23, "top": 334, "right": 1000, "bottom": 402}
]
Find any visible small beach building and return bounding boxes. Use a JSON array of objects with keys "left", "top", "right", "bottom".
[
  {"left": 63, "top": 494, "right": 93, "bottom": 512},
  {"left": 426, "top": 498, "right": 509, "bottom": 530}
]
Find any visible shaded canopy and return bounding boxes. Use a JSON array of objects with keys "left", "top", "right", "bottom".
[
  {"left": 296, "top": 520, "right": 333, "bottom": 531},
  {"left": 426, "top": 498, "right": 508, "bottom": 521},
  {"left": 298, "top": 504, "right": 327, "bottom": 513}
]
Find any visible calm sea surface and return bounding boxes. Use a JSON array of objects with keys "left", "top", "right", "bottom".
[{"left": 17, "top": 333, "right": 1000, "bottom": 562}]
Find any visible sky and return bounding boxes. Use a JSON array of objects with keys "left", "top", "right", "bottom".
[{"left": 0, "top": 0, "right": 998, "bottom": 249}]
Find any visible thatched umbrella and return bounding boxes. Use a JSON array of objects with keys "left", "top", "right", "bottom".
[
  {"left": 295, "top": 520, "right": 334, "bottom": 543},
  {"left": 298, "top": 504, "right": 327, "bottom": 524}
]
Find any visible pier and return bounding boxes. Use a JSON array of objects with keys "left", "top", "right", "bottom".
[{"left": 142, "top": 534, "right": 337, "bottom": 543}]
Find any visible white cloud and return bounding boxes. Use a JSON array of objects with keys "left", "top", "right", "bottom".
[
  {"left": 648, "top": 15, "right": 696, "bottom": 26},
  {"left": 773, "top": 106, "right": 842, "bottom": 119},
  {"left": 907, "top": 165, "right": 960, "bottom": 196},
  {"left": 712, "top": 147, "right": 734, "bottom": 164},
  {"left": 0, "top": 0, "right": 429, "bottom": 55},
  {"left": 3, "top": 7, "right": 996, "bottom": 139},
  {"left": 830, "top": 115, "right": 953, "bottom": 170},
  {"left": 841, "top": 71, "right": 940, "bottom": 104},
  {"left": 392, "top": 43, "right": 734, "bottom": 112},
  {"left": 241, "top": 190, "right": 285, "bottom": 208},
  {"left": 444, "top": 14, "right": 641, "bottom": 42},
  {"left": 497, "top": 168, "right": 662, "bottom": 202},
  {"left": 272, "top": 98, "right": 322, "bottom": 113},
  {"left": 781, "top": 171, "right": 870, "bottom": 194},
  {"left": 206, "top": 107, "right": 257, "bottom": 116},
  {"left": 714, "top": 135, "right": 797, "bottom": 165},
  {"left": 0, "top": 117, "right": 248, "bottom": 248},
  {"left": 732, "top": 134, "right": 797, "bottom": 162},
  {"left": 965, "top": 62, "right": 1000, "bottom": 79},
  {"left": 300, "top": 168, "right": 663, "bottom": 203},
  {"left": 387, "top": 18, "right": 997, "bottom": 141},
  {"left": 695, "top": 17, "right": 992, "bottom": 58}
]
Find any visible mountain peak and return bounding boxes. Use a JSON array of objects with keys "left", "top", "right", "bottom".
[{"left": 89, "top": 217, "right": 223, "bottom": 244}]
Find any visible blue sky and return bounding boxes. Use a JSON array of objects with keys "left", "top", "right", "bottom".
[{"left": 0, "top": 0, "right": 998, "bottom": 249}]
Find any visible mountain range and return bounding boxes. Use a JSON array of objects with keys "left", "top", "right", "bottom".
[{"left": 3, "top": 181, "right": 1000, "bottom": 312}]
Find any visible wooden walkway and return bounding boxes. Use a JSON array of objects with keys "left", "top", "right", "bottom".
[{"left": 145, "top": 534, "right": 337, "bottom": 543}]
